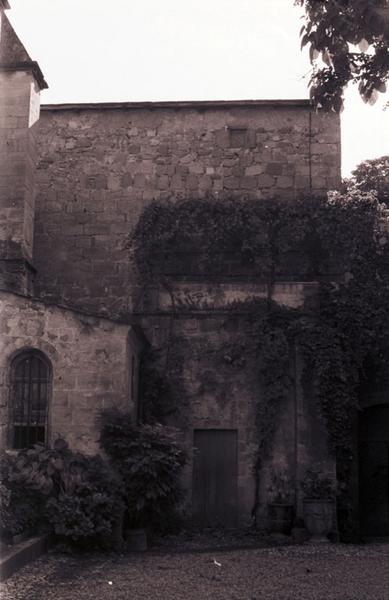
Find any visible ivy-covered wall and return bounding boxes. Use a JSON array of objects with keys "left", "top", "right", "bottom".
[
  {"left": 129, "top": 193, "right": 389, "bottom": 534},
  {"left": 139, "top": 306, "right": 333, "bottom": 526},
  {"left": 33, "top": 101, "right": 340, "bottom": 313}
]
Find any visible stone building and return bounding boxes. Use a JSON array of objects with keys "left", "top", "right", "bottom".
[{"left": 1, "top": 2, "right": 387, "bottom": 535}]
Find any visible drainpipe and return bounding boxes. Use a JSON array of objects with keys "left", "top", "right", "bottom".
[
  {"left": 293, "top": 339, "right": 299, "bottom": 513},
  {"left": 309, "top": 111, "right": 313, "bottom": 193}
]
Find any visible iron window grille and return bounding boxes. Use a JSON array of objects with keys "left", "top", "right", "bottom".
[{"left": 10, "top": 350, "right": 51, "bottom": 449}]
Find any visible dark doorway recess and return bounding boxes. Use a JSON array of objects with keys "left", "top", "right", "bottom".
[
  {"left": 192, "top": 429, "right": 238, "bottom": 528},
  {"left": 359, "top": 404, "right": 389, "bottom": 536}
]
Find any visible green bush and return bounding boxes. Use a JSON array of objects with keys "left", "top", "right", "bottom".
[
  {"left": 301, "top": 470, "right": 336, "bottom": 500},
  {"left": 45, "top": 453, "right": 124, "bottom": 545},
  {"left": 0, "top": 481, "right": 14, "bottom": 542},
  {"left": 0, "top": 440, "right": 124, "bottom": 547},
  {"left": 0, "top": 449, "right": 48, "bottom": 537},
  {"left": 100, "top": 409, "right": 186, "bottom": 531}
]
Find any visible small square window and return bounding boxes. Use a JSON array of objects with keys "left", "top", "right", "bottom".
[{"left": 228, "top": 127, "right": 247, "bottom": 147}]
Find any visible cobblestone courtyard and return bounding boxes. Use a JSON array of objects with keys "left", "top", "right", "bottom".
[{"left": 2, "top": 543, "right": 389, "bottom": 600}]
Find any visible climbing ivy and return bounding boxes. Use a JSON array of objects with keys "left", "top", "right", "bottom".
[
  {"left": 139, "top": 341, "right": 186, "bottom": 425},
  {"left": 130, "top": 191, "right": 389, "bottom": 538},
  {"left": 130, "top": 196, "right": 316, "bottom": 281}
]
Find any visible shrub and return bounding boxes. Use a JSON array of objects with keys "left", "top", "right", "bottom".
[
  {"left": 301, "top": 469, "right": 336, "bottom": 500},
  {"left": 0, "top": 481, "right": 13, "bottom": 542},
  {"left": 45, "top": 453, "right": 124, "bottom": 545},
  {"left": 100, "top": 409, "right": 186, "bottom": 531},
  {"left": 0, "top": 449, "right": 48, "bottom": 537},
  {"left": 0, "top": 440, "right": 124, "bottom": 547}
]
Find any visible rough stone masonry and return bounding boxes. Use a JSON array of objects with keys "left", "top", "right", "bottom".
[
  {"left": 0, "top": 0, "right": 341, "bottom": 528},
  {"left": 33, "top": 101, "right": 340, "bottom": 313}
]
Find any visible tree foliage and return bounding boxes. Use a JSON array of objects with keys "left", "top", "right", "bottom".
[
  {"left": 296, "top": 0, "right": 389, "bottom": 111},
  {"left": 347, "top": 154, "right": 389, "bottom": 204}
]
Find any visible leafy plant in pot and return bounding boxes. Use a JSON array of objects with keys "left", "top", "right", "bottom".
[
  {"left": 100, "top": 409, "right": 186, "bottom": 551},
  {"left": 267, "top": 470, "right": 294, "bottom": 534},
  {"left": 301, "top": 469, "right": 336, "bottom": 543}
]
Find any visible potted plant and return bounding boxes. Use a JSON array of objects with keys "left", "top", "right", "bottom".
[
  {"left": 267, "top": 470, "right": 294, "bottom": 534},
  {"left": 301, "top": 469, "right": 335, "bottom": 543},
  {"left": 100, "top": 409, "right": 186, "bottom": 551}
]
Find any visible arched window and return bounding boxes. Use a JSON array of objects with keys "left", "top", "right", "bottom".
[{"left": 10, "top": 350, "right": 51, "bottom": 449}]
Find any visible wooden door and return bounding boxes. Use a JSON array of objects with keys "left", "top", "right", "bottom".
[
  {"left": 192, "top": 429, "right": 238, "bottom": 528},
  {"left": 359, "top": 405, "right": 389, "bottom": 536}
]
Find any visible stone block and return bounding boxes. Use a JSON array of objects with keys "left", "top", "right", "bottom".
[
  {"left": 215, "top": 129, "right": 230, "bottom": 147},
  {"left": 133, "top": 174, "right": 145, "bottom": 188},
  {"left": 158, "top": 144, "right": 170, "bottom": 156},
  {"left": 127, "top": 144, "right": 140, "bottom": 154},
  {"left": 266, "top": 162, "right": 283, "bottom": 176},
  {"left": 180, "top": 153, "right": 195, "bottom": 164},
  {"left": 157, "top": 175, "right": 170, "bottom": 190},
  {"left": 176, "top": 165, "right": 189, "bottom": 176},
  {"left": 277, "top": 176, "right": 294, "bottom": 189},
  {"left": 241, "top": 176, "right": 257, "bottom": 190},
  {"left": 245, "top": 164, "right": 263, "bottom": 176},
  {"left": 187, "top": 175, "right": 199, "bottom": 190},
  {"left": 312, "top": 176, "right": 327, "bottom": 189},
  {"left": 223, "top": 158, "right": 239, "bottom": 167},
  {"left": 106, "top": 175, "right": 120, "bottom": 191},
  {"left": 232, "top": 166, "right": 244, "bottom": 177},
  {"left": 171, "top": 174, "right": 184, "bottom": 190},
  {"left": 258, "top": 174, "right": 274, "bottom": 187},
  {"left": 199, "top": 175, "right": 212, "bottom": 191},
  {"left": 188, "top": 162, "right": 204, "bottom": 174},
  {"left": 213, "top": 178, "right": 223, "bottom": 191}
]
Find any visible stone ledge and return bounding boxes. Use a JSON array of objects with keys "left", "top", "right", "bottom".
[
  {"left": 0, "top": 534, "right": 49, "bottom": 581},
  {"left": 41, "top": 99, "right": 312, "bottom": 112},
  {"left": 0, "top": 62, "right": 48, "bottom": 90}
]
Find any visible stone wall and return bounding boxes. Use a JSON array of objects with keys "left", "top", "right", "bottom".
[
  {"left": 29, "top": 101, "right": 340, "bottom": 523},
  {"left": 0, "top": 70, "right": 40, "bottom": 294},
  {"left": 137, "top": 285, "right": 333, "bottom": 525},
  {"left": 33, "top": 101, "right": 341, "bottom": 313},
  {"left": 0, "top": 290, "right": 141, "bottom": 454},
  {"left": 0, "top": 8, "right": 47, "bottom": 294}
]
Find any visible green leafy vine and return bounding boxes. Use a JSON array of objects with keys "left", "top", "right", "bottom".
[{"left": 130, "top": 191, "right": 389, "bottom": 538}]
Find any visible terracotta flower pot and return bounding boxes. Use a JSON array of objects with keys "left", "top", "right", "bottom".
[
  {"left": 303, "top": 499, "right": 334, "bottom": 543},
  {"left": 268, "top": 503, "right": 294, "bottom": 534}
]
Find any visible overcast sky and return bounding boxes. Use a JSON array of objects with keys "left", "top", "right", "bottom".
[{"left": 8, "top": 0, "right": 389, "bottom": 176}]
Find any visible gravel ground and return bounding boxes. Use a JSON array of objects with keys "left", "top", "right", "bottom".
[
  {"left": 2, "top": 543, "right": 389, "bottom": 600},
  {"left": 151, "top": 529, "right": 280, "bottom": 551}
]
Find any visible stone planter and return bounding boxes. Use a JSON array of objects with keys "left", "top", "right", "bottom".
[
  {"left": 125, "top": 528, "right": 147, "bottom": 551},
  {"left": 303, "top": 499, "right": 334, "bottom": 543},
  {"left": 268, "top": 503, "right": 294, "bottom": 534}
]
